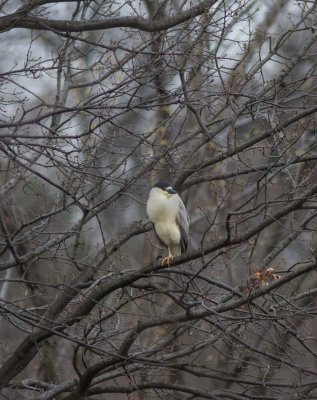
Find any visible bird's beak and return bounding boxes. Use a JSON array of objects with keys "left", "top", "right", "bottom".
[{"left": 166, "top": 187, "right": 177, "bottom": 194}]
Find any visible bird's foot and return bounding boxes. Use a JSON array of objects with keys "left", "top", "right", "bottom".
[{"left": 161, "top": 255, "right": 173, "bottom": 267}]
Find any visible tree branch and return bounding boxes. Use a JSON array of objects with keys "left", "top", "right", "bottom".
[{"left": 0, "top": 0, "right": 218, "bottom": 33}]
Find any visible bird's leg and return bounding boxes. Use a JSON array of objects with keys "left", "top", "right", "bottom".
[{"left": 161, "top": 248, "right": 173, "bottom": 267}]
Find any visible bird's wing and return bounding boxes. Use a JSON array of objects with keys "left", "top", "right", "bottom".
[{"left": 176, "top": 197, "right": 190, "bottom": 253}]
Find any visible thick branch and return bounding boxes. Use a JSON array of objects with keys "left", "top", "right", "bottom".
[{"left": 0, "top": 0, "right": 218, "bottom": 33}]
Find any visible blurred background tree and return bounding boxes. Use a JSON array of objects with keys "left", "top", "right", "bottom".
[{"left": 1, "top": 0, "right": 317, "bottom": 398}]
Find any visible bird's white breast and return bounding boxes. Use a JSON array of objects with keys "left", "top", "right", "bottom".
[
  {"left": 147, "top": 188, "right": 179, "bottom": 221},
  {"left": 146, "top": 188, "right": 181, "bottom": 247}
]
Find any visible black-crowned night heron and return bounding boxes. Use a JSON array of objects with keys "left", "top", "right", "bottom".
[{"left": 146, "top": 181, "right": 189, "bottom": 266}]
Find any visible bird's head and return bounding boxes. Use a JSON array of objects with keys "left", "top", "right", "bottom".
[{"left": 152, "top": 181, "right": 177, "bottom": 198}]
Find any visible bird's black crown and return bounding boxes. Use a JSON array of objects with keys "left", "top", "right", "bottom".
[
  {"left": 153, "top": 181, "right": 177, "bottom": 194},
  {"left": 153, "top": 180, "right": 173, "bottom": 190}
]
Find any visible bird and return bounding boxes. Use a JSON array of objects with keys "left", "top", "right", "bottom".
[{"left": 146, "top": 181, "right": 189, "bottom": 266}]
